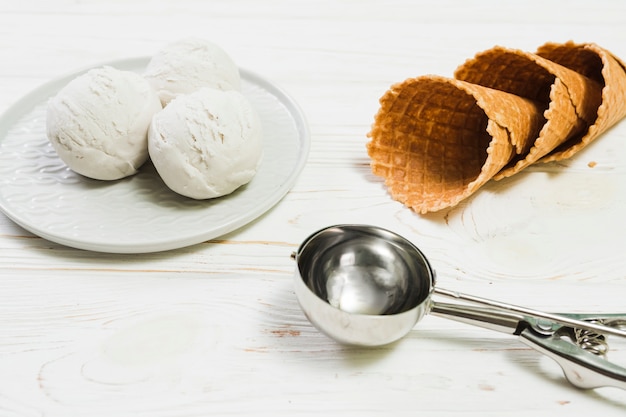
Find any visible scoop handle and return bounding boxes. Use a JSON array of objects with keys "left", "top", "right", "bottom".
[
  {"left": 433, "top": 288, "right": 626, "bottom": 339},
  {"left": 519, "top": 327, "right": 626, "bottom": 390}
]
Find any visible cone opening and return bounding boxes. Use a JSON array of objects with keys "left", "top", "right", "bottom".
[
  {"left": 536, "top": 43, "right": 606, "bottom": 157},
  {"left": 455, "top": 49, "right": 555, "bottom": 110},
  {"left": 537, "top": 43, "right": 605, "bottom": 87},
  {"left": 367, "top": 77, "right": 491, "bottom": 209}
]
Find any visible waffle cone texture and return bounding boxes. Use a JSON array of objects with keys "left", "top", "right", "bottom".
[{"left": 367, "top": 41, "right": 626, "bottom": 214}]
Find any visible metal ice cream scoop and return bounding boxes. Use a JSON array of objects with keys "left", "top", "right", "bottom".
[{"left": 291, "top": 224, "right": 626, "bottom": 390}]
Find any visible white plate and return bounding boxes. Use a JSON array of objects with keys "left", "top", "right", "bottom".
[{"left": 0, "top": 58, "right": 310, "bottom": 253}]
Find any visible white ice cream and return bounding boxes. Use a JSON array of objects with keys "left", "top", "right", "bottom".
[
  {"left": 148, "top": 88, "right": 263, "bottom": 199},
  {"left": 144, "top": 38, "right": 241, "bottom": 106},
  {"left": 46, "top": 66, "right": 162, "bottom": 180}
]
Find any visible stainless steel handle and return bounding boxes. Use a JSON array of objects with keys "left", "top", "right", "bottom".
[{"left": 519, "top": 327, "right": 626, "bottom": 390}]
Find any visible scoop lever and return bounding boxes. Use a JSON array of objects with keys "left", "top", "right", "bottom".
[{"left": 430, "top": 288, "right": 626, "bottom": 389}]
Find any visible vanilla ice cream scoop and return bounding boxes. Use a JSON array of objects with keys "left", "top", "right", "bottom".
[
  {"left": 46, "top": 66, "right": 162, "bottom": 180},
  {"left": 144, "top": 38, "right": 241, "bottom": 106},
  {"left": 148, "top": 88, "right": 263, "bottom": 199}
]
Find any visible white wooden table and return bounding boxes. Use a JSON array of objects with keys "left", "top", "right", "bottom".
[{"left": 1, "top": 1, "right": 626, "bottom": 415}]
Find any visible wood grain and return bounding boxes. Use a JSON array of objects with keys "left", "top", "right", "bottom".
[{"left": 1, "top": 1, "right": 626, "bottom": 415}]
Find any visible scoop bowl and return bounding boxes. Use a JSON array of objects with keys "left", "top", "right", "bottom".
[{"left": 292, "top": 224, "right": 434, "bottom": 346}]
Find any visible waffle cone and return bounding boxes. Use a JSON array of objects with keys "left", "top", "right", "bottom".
[
  {"left": 366, "top": 75, "right": 544, "bottom": 214},
  {"left": 535, "top": 41, "right": 626, "bottom": 161},
  {"left": 454, "top": 46, "right": 603, "bottom": 179}
]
